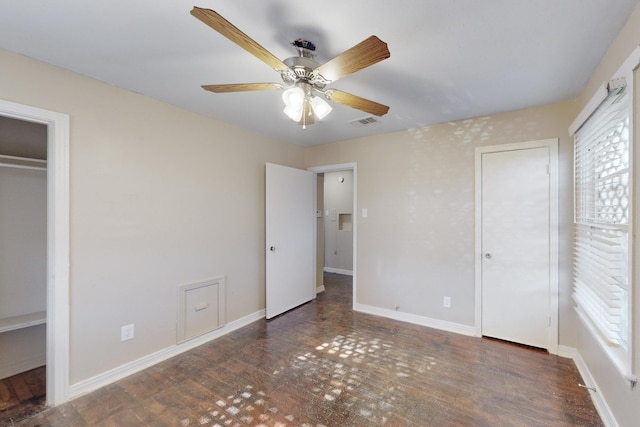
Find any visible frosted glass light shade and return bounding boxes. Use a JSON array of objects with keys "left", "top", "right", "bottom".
[
  {"left": 311, "top": 96, "right": 332, "bottom": 119},
  {"left": 282, "top": 87, "right": 304, "bottom": 109},
  {"left": 283, "top": 105, "right": 303, "bottom": 121}
]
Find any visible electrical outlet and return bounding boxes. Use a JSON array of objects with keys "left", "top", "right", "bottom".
[
  {"left": 443, "top": 296, "right": 451, "bottom": 308},
  {"left": 121, "top": 323, "right": 135, "bottom": 341}
]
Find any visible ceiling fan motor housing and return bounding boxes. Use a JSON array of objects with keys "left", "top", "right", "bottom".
[{"left": 282, "top": 56, "right": 327, "bottom": 90}]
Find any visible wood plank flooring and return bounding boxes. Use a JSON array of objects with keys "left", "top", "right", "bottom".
[
  {"left": 0, "top": 366, "right": 46, "bottom": 426},
  {"left": 5, "top": 273, "right": 602, "bottom": 426}
]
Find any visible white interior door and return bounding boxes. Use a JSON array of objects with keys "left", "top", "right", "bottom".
[
  {"left": 480, "top": 146, "right": 552, "bottom": 349},
  {"left": 265, "top": 163, "right": 316, "bottom": 319}
]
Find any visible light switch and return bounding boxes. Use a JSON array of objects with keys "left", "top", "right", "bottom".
[{"left": 362, "top": 208, "right": 368, "bottom": 218}]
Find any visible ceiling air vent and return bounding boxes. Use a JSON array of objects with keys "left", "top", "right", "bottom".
[{"left": 349, "top": 116, "right": 380, "bottom": 127}]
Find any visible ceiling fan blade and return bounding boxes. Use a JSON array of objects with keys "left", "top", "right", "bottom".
[
  {"left": 315, "top": 36, "right": 390, "bottom": 82},
  {"left": 325, "top": 90, "right": 389, "bottom": 117},
  {"left": 191, "top": 7, "right": 289, "bottom": 72},
  {"left": 202, "top": 83, "right": 283, "bottom": 93}
]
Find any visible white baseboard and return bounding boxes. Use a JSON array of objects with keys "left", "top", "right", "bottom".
[
  {"left": 557, "top": 344, "right": 577, "bottom": 359},
  {"left": 69, "top": 309, "right": 265, "bottom": 400},
  {"left": 353, "top": 303, "right": 476, "bottom": 336},
  {"left": 570, "top": 349, "right": 618, "bottom": 427},
  {"left": 323, "top": 267, "right": 353, "bottom": 276},
  {"left": 0, "top": 352, "right": 45, "bottom": 380}
]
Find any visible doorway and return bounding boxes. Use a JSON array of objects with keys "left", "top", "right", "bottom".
[
  {"left": 0, "top": 99, "right": 70, "bottom": 405},
  {"left": 474, "top": 139, "right": 558, "bottom": 353},
  {"left": 308, "top": 163, "right": 357, "bottom": 306},
  {"left": 322, "top": 170, "right": 354, "bottom": 276}
]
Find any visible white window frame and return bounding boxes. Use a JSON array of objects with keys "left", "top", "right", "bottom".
[{"left": 570, "top": 46, "right": 640, "bottom": 388}]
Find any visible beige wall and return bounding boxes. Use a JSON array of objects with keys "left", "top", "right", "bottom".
[
  {"left": 0, "top": 167, "right": 46, "bottom": 318},
  {"left": 0, "top": 48, "right": 305, "bottom": 383},
  {"left": 306, "top": 101, "right": 577, "bottom": 341},
  {"left": 0, "top": 325, "right": 46, "bottom": 380},
  {"left": 571, "top": 4, "right": 640, "bottom": 427}
]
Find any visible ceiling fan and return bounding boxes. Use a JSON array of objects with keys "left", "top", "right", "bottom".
[{"left": 191, "top": 6, "right": 391, "bottom": 128}]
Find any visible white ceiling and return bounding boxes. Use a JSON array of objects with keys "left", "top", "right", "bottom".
[{"left": 0, "top": 0, "right": 637, "bottom": 146}]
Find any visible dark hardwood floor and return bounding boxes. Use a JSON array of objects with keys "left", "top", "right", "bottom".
[
  {"left": 0, "top": 366, "right": 46, "bottom": 426},
  {"left": 4, "top": 273, "right": 602, "bottom": 426}
]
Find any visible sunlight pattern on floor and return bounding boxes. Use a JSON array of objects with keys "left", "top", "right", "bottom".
[
  {"left": 180, "top": 331, "right": 439, "bottom": 426},
  {"left": 180, "top": 384, "right": 317, "bottom": 427}
]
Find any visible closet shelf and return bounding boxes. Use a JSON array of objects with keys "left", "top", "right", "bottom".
[
  {"left": 0, "top": 154, "right": 47, "bottom": 171},
  {"left": 0, "top": 311, "right": 46, "bottom": 334}
]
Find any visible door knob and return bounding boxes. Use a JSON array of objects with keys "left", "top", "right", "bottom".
[{"left": 485, "top": 253, "right": 492, "bottom": 259}]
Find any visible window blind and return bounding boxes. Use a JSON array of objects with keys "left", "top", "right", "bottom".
[{"left": 573, "top": 82, "right": 630, "bottom": 352}]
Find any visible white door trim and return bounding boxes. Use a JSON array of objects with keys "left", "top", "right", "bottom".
[
  {"left": 474, "top": 139, "right": 559, "bottom": 354},
  {"left": 0, "top": 99, "right": 70, "bottom": 404},
  {"left": 308, "top": 163, "right": 357, "bottom": 308}
]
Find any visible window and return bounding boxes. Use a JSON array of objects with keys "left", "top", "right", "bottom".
[{"left": 572, "top": 76, "right": 634, "bottom": 384}]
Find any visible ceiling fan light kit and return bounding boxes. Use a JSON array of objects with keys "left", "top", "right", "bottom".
[
  {"left": 191, "top": 6, "right": 390, "bottom": 128},
  {"left": 281, "top": 84, "right": 332, "bottom": 127}
]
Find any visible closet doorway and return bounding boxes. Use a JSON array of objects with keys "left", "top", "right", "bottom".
[
  {"left": 0, "top": 99, "right": 70, "bottom": 407},
  {"left": 0, "top": 116, "right": 48, "bottom": 412}
]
